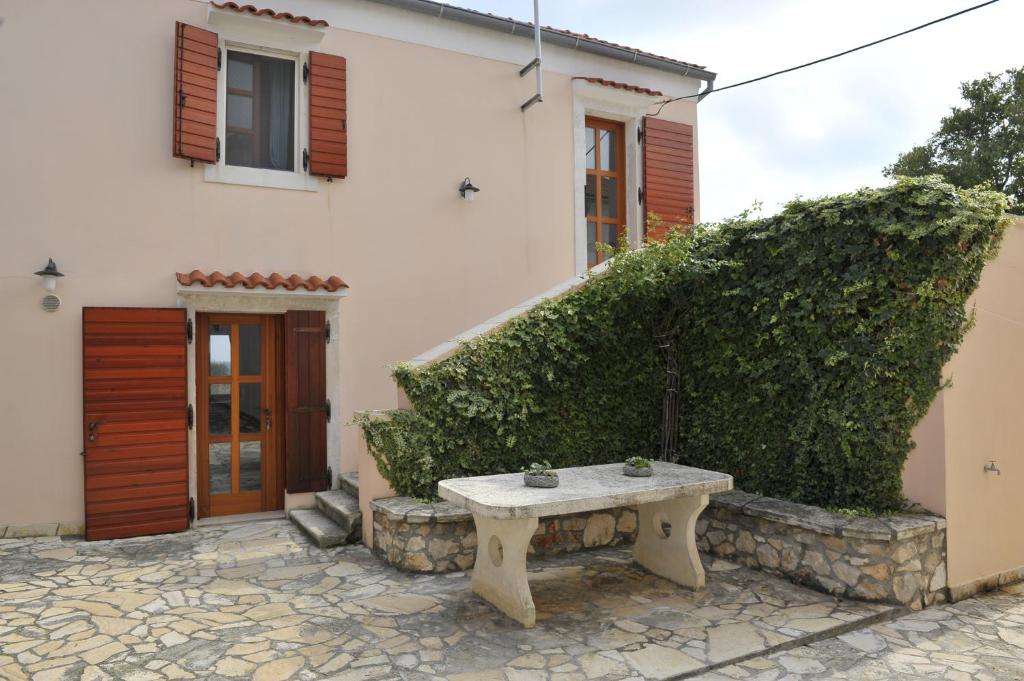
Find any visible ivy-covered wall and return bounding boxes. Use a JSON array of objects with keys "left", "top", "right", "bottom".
[{"left": 360, "top": 177, "right": 1008, "bottom": 512}]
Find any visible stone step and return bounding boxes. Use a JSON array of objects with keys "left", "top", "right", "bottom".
[
  {"left": 315, "top": 489, "right": 362, "bottom": 542},
  {"left": 338, "top": 470, "right": 359, "bottom": 497},
  {"left": 288, "top": 509, "right": 350, "bottom": 549}
]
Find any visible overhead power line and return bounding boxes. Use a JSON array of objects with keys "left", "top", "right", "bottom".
[{"left": 654, "top": 0, "right": 1002, "bottom": 115}]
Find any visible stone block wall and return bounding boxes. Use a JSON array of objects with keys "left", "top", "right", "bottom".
[
  {"left": 370, "top": 497, "right": 637, "bottom": 573},
  {"left": 371, "top": 491, "right": 949, "bottom": 610},
  {"left": 699, "top": 491, "right": 948, "bottom": 609}
]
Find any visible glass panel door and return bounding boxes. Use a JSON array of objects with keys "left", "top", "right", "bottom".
[
  {"left": 197, "top": 314, "right": 280, "bottom": 518},
  {"left": 584, "top": 117, "right": 626, "bottom": 267}
]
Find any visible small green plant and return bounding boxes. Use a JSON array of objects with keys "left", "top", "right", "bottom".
[
  {"left": 624, "top": 456, "right": 651, "bottom": 469},
  {"left": 523, "top": 461, "right": 557, "bottom": 477}
]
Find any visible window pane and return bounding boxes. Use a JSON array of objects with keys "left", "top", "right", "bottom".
[
  {"left": 600, "top": 129, "right": 617, "bottom": 171},
  {"left": 603, "top": 223, "right": 620, "bottom": 248},
  {"left": 226, "top": 133, "right": 254, "bottom": 167},
  {"left": 587, "top": 221, "right": 597, "bottom": 267},
  {"left": 601, "top": 177, "right": 618, "bottom": 218},
  {"left": 585, "top": 175, "right": 596, "bottom": 217},
  {"left": 585, "top": 128, "right": 596, "bottom": 170},
  {"left": 225, "top": 53, "right": 295, "bottom": 171},
  {"left": 227, "top": 93, "right": 253, "bottom": 129},
  {"left": 209, "top": 325, "right": 230, "bottom": 376},
  {"left": 209, "top": 384, "right": 231, "bottom": 436},
  {"left": 227, "top": 57, "right": 253, "bottom": 91},
  {"left": 239, "top": 325, "right": 261, "bottom": 375},
  {"left": 259, "top": 56, "right": 294, "bottom": 171},
  {"left": 240, "top": 442, "right": 262, "bottom": 492},
  {"left": 209, "top": 443, "right": 231, "bottom": 495},
  {"left": 239, "top": 384, "right": 261, "bottom": 434}
]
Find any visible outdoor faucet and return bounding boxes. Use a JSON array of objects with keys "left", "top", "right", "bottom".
[{"left": 984, "top": 460, "right": 1001, "bottom": 475}]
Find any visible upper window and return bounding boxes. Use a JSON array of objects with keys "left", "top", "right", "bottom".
[
  {"left": 225, "top": 51, "right": 295, "bottom": 171},
  {"left": 584, "top": 117, "right": 625, "bottom": 267}
]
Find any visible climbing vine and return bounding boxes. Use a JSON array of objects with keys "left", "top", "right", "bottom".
[{"left": 358, "top": 177, "right": 1008, "bottom": 511}]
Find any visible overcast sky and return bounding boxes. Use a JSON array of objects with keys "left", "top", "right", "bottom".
[{"left": 454, "top": 0, "right": 1022, "bottom": 221}]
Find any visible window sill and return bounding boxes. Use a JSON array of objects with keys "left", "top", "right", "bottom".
[{"left": 204, "top": 164, "right": 320, "bottom": 192}]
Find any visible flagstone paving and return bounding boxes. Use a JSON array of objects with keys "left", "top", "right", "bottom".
[
  {"left": 696, "top": 581, "right": 1024, "bottom": 681},
  {"left": 0, "top": 519, "right": 898, "bottom": 680}
]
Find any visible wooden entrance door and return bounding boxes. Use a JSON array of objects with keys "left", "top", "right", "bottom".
[
  {"left": 82, "top": 308, "right": 189, "bottom": 540},
  {"left": 585, "top": 116, "right": 627, "bottom": 267},
  {"left": 196, "top": 314, "right": 284, "bottom": 517}
]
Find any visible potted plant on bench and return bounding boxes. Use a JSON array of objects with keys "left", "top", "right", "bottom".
[
  {"left": 623, "top": 456, "right": 653, "bottom": 477},
  {"left": 523, "top": 461, "right": 559, "bottom": 488}
]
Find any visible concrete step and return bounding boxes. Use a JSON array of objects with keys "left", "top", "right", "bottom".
[
  {"left": 338, "top": 470, "right": 359, "bottom": 497},
  {"left": 289, "top": 508, "right": 350, "bottom": 549},
  {"left": 315, "top": 489, "right": 362, "bottom": 543}
]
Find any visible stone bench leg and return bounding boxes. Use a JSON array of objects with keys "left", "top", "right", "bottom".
[
  {"left": 470, "top": 514, "right": 540, "bottom": 627},
  {"left": 633, "top": 494, "right": 709, "bottom": 589}
]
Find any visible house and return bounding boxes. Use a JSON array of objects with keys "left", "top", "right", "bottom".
[{"left": 0, "top": 0, "right": 712, "bottom": 540}]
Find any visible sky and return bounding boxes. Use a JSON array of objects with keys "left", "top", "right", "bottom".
[{"left": 450, "top": 0, "right": 1023, "bottom": 221}]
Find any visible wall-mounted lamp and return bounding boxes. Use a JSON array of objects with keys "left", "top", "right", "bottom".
[
  {"left": 459, "top": 177, "right": 480, "bottom": 202},
  {"left": 34, "top": 258, "right": 64, "bottom": 292}
]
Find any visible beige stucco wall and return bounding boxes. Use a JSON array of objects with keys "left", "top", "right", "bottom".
[
  {"left": 0, "top": 0, "right": 700, "bottom": 529},
  {"left": 903, "top": 217, "right": 1024, "bottom": 592}
]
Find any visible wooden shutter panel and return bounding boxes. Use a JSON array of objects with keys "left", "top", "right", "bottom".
[
  {"left": 83, "top": 308, "right": 189, "bottom": 541},
  {"left": 173, "top": 22, "right": 219, "bottom": 164},
  {"left": 284, "top": 311, "right": 329, "bottom": 493},
  {"left": 308, "top": 51, "right": 347, "bottom": 178},
  {"left": 642, "top": 116, "right": 695, "bottom": 242}
]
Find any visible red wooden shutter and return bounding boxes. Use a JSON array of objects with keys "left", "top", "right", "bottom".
[
  {"left": 308, "top": 51, "right": 347, "bottom": 178},
  {"left": 173, "top": 22, "right": 219, "bottom": 164},
  {"left": 83, "top": 308, "right": 189, "bottom": 541},
  {"left": 643, "top": 116, "right": 695, "bottom": 242},
  {"left": 284, "top": 310, "right": 329, "bottom": 493}
]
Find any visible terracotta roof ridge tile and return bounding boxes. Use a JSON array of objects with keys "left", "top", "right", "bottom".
[
  {"left": 574, "top": 77, "right": 664, "bottom": 98},
  {"left": 209, "top": 1, "right": 329, "bottom": 28},
  {"left": 176, "top": 270, "right": 348, "bottom": 292}
]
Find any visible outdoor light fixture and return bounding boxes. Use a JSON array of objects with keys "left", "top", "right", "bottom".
[
  {"left": 459, "top": 177, "right": 480, "bottom": 202},
  {"left": 34, "top": 258, "right": 64, "bottom": 292}
]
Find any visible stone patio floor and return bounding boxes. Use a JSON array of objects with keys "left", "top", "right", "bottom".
[{"left": 0, "top": 519, "right": 1016, "bottom": 680}]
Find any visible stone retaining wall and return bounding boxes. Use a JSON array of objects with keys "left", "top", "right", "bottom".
[
  {"left": 700, "top": 491, "right": 948, "bottom": 609},
  {"left": 370, "top": 497, "right": 636, "bottom": 573},
  {"left": 370, "top": 491, "right": 947, "bottom": 609}
]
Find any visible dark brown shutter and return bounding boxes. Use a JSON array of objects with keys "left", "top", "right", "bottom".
[
  {"left": 308, "top": 51, "right": 347, "bottom": 178},
  {"left": 284, "top": 310, "right": 328, "bottom": 493},
  {"left": 173, "top": 22, "right": 219, "bottom": 164},
  {"left": 83, "top": 308, "right": 189, "bottom": 541},
  {"left": 642, "top": 116, "right": 695, "bottom": 242}
]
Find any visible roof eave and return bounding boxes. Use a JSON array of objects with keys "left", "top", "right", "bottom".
[{"left": 364, "top": 0, "right": 717, "bottom": 84}]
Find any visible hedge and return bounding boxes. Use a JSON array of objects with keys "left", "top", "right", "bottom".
[{"left": 359, "top": 177, "right": 1008, "bottom": 511}]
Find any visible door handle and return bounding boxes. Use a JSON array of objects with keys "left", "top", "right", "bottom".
[{"left": 264, "top": 408, "right": 272, "bottom": 431}]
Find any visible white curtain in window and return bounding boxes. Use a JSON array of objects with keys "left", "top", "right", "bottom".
[{"left": 266, "top": 60, "right": 293, "bottom": 171}]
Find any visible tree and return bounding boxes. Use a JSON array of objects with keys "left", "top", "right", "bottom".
[{"left": 885, "top": 67, "right": 1023, "bottom": 204}]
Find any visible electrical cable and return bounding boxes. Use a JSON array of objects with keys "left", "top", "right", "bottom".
[{"left": 652, "top": 0, "right": 1001, "bottom": 115}]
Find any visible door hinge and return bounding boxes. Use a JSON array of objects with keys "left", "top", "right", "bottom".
[
  {"left": 639, "top": 188, "right": 644, "bottom": 205},
  {"left": 326, "top": 466, "right": 333, "bottom": 490},
  {"left": 186, "top": 318, "right": 193, "bottom": 344},
  {"left": 302, "top": 62, "right": 309, "bottom": 84},
  {"left": 302, "top": 148, "right": 309, "bottom": 172},
  {"left": 637, "top": 127, "right": 644, "bottom": 144},
  {"left": 325, "top": 320, "right": 331, "bottom": 344},
  {"left": 217, "top": 47, "right": 222, "bottom": 71},
  {"left": 325, "top": 399, "right": 331, "bottom": 423},
  {"left": 188, "top": 497, "right": 196, "bottom": 522},
  {"left": 216, "top": 137, "right": 221, "bottom": 162},
  {"left": 187, "top": 404, "right": 194, "bottom": 430}
]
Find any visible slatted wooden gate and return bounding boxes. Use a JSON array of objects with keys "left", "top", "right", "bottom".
[{"left": 83, "top": 308, "right": 189, "bottom": 540}]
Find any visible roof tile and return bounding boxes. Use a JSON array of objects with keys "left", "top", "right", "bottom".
[
  {"left": 209, "top": 2, "right": 329, "bottom": 28},
  {"left": 574, "top": 77, "right": 664, "bottom": 97},
  {"left": 176, "top": 270, "right": 348, "bottom": 292}
]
